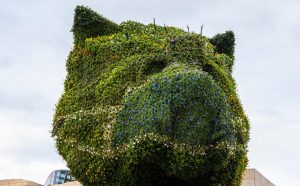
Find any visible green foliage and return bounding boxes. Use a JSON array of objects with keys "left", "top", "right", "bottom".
[
  {"left": 113, "top": 64, "right": 234, "bottom": 146},
  {"left": 210, "top": 31, "right": 235, "bottom": 71},
  {"left": 52, "top": 6, "right": 249, "bottom": 186},
  {"left": 72, "top": 6, "right": 119, "bottom": 47}
]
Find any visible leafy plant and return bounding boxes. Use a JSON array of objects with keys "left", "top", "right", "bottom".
[{"left": 52, "top": 5, "right": 249, "bottom": 186}]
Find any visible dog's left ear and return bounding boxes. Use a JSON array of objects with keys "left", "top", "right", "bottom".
[{"left": 71, "top": 5, "right": 119, "bottom": 47}]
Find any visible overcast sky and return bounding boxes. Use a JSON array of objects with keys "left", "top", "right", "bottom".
[{"left": 0, "top": 0, "right": 299, "bottom": 185}]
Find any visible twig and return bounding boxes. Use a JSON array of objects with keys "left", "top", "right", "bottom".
[{"left": 200, "top": 25, "right": 203, "bottom": 36}]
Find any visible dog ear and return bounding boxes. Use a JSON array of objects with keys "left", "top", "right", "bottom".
[
  {"left": 71, "top": 6, "right": 119, "bottom": 47},
  {"left": 210, "top": 31, "right": 235, "bottom": 58}
]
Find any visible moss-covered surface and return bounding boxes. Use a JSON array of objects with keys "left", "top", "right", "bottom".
[{"left": 52, "top": 5, "right": 250, "bottom": 186}]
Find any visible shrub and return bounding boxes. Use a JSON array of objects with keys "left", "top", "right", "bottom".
[
  {"left": 72, "top": 6, "right": 119, "bottom": 47},
  {"left": 210, "top": 31, "right": 235, "bottom": 71},
  {"left": 52, "top": 5, "right": 249, "bottom": 186}
]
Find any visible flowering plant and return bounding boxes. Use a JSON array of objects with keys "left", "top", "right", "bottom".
[{"left": 52, "top": 6, "right": 249, "bottom": 185}]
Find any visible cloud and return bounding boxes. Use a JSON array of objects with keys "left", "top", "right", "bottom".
[
  {"left": 1, "top": 0, "right": 300, "bottom": 185},
  {"left": 0, "top": 111, "right": 66, "bottom": 183}
]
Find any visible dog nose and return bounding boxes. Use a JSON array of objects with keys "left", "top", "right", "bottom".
[{"left": 113, "top": 65, "right": 234, "bottom": 147}]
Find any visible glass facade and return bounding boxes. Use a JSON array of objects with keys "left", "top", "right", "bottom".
[{"left": 44, "top": 169, "right": 75, "bottom": 186}]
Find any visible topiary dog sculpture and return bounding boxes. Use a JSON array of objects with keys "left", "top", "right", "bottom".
[{"left": 52, "top": 6, "right": 250, "bottom": 186}]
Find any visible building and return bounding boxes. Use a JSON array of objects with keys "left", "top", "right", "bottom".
[
  {"left": 0, "top": 179, "right": 42, "bottom": 186},
  {"left": 241, "top": 169, "right": 275, "bottom": 186},
  {"left": 44, "top": 170, "right": 75, "bottom": 186}
]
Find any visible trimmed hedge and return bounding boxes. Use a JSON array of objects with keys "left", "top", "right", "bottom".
[
  {"left": 52, "top": 5, "right": 249, "bottom": 186},
  {"left": 210, "top": 31, "right": 236, "bottom": 68},
  {"left": 112, "top": 65, "right": 234, "bottom": 146},
  {"left": 72, "top": 6, "right": 119, "bottom": 47}
]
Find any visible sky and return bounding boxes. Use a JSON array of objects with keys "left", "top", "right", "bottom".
[{"left": 0, "top": 0, "right": 299, "bottom": 185}]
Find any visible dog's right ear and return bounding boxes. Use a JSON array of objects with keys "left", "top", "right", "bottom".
[
  {"left": 210, "top": 31, "right": 235, "bottom": 58},
  {"left": 72, "top": 6, "right": 119, "bottom": 47}
]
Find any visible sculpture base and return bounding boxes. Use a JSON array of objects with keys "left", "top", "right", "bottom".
[{"left": 0, "top": 169, "right": 275, "bottom": 186}]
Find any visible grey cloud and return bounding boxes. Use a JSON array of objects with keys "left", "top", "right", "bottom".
[
  {"left": 1, "top": 0, "right": 300, "bottom": 185},
  {"left": 0, "top": 53, "right": 17, "bottom": 69},
  {"left": 0, "top": 90, "right": 50, "bottom": 112},
  {"left": 0, "top": 133, "right": 57, "bottom": 162}
]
